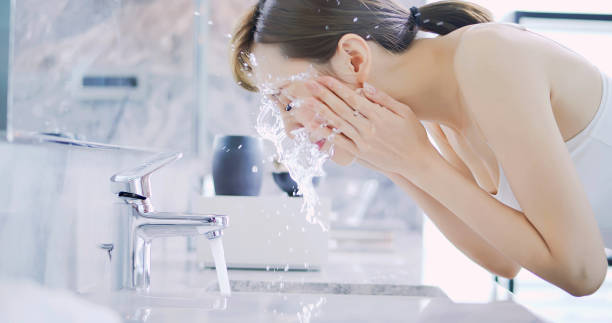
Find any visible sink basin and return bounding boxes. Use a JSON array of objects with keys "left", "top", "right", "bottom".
[{"left": 206, "top": 280, "right": 448, "bottom": 298}]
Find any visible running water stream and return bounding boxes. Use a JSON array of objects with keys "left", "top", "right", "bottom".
[{"left": 209, "top": 237, "right": 231, "bottom": 296}]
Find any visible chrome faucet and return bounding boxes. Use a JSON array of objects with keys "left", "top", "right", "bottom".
[{"left": 108, "top": 152, "right": 229, "bottom": 292}]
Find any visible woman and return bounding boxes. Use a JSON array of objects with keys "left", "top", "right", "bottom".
[{"left": 230, "top": 0, "right": 611, "bottom": 296}]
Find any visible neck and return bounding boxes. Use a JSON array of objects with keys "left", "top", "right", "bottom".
[{"left": 368, "top": 36, "right": 468, "bottom": 131}]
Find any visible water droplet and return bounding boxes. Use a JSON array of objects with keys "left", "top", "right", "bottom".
[
  {"left": 237, "top": 144, "right": 243, "bottom": 149},
  {"left": 365, "top": 34, "right": 371, "bottom": 39},
  {"left": 374, "top": 25, "right": 379, "bottom": 29},
  {"left": 353, "top": 17, "right": 358, "bottom": 23},
  {"left": 226, "top": 33, "right": 232, "bottom": 38},
  {"left": 248, "top": 52, "right": 258, "bottom": 66},
  {"left": 251, "top": 165, "right": 259, "bottom": 173},
  {"left": 324, "top": 25, "right": 330, "bottom": 31},
  {"left": 194, "top": 11, "right": 201, "bottom": 16},
  {"left": 436, "top": 21, "right": 444, "bottom": 26},
  {"left": 423, "top": 19, "right": 430, "bottom": 24}
]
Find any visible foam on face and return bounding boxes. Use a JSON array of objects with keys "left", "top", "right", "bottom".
[{"left": 256, "top": 66, "right": 331, "bottom": 231}]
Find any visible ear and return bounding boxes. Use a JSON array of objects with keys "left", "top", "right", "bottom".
[{"left": 328, "top": 33, "right": 371, "bottom": 88}]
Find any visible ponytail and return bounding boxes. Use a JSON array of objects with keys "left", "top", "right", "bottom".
[{"left": 417, "top": 1, "right": 493, "bottom": 35}]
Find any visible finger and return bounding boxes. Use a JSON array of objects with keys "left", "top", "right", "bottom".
[
  {"left": 326, "top": 129, "right": 358, "bottom": 156},
  {"left": 304, "top": 80, "right": 371, "bottom": 133},
  {"left": 316, "top": 76, "right": 382, "bottom": 120},
  {"left": 362, "top": 82, "right": 413, "bottom": 118},
  {"left": 294, "top": 97, "right": 364, "bottom": 147},
  {"left": 268, "top": 95, "right": 302, "bottom": 139}
]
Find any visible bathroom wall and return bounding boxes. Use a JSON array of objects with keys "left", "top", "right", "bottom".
[
  {"left": 0, "top": 141, "right": 202, "bottom": 290},
  {"left": 10, "top": 0, "right": 198, "bottom": 152}
]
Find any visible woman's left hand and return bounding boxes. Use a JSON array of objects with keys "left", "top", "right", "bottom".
[{"left": 302, "top": 76, "right": 439, "bottom": 175}]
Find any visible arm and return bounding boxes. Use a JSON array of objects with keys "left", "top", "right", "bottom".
[
  {"left": 399, "top": 28, "right": 607, "bottom": 296},
  {"left": 421, "top": 121, "right": 475, "bottom": 181},
  {"left": 412, "top": 121, "right": 521, "bottom": 278},
  {"left": 386, "top": 169, "right": 521, "bottom": 278},
  {"left": 359, "top": 154, "right": 520, "bottom": 278}
]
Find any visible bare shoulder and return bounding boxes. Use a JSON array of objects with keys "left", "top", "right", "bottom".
[
  {"left": 451, "top": 23, "right": 549, "bottom": 118},
  {"left": 453, "top": 23, "right": 542, "bottom": 78}
]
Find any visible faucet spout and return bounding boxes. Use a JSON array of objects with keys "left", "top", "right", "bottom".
[
  {"left": 135, "top": 212, "right": 228, "bottom": 240},
  {"left": 108, "top": 152, "right": 230, "bottom": 293}
]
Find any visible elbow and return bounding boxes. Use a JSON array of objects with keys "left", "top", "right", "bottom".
[
  {"left": 559, "top": 258, "right": 607, "bottom": 297},
  {"left": 564, "top": 270, "right": 606, "bottom": 297}
]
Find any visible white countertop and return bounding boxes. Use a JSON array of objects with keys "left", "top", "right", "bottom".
[{"left": 97, "top": 229, "right": 551, "bottom": 323}]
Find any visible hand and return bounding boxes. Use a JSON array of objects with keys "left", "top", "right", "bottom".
[{"left": 297, "top": 76, "right": 439, "bottom": 175}]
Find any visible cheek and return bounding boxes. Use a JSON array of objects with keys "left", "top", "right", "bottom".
[{"left": 330, "top": 146, "right": 356, "bottom": 166}]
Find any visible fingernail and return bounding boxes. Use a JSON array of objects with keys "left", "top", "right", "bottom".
[{"left": 363, "top": 82, "right": 376, "bottom": 95}]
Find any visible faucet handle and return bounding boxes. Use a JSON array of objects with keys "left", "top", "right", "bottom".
[
  {"left": 110, "top": 152, "right": 183, "bottom": 206},
  {"left": 111, "top": 152, "right": 183, "bottom": 183}
]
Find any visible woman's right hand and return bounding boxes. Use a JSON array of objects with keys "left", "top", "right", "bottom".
[{"left": 269, "top": 80, "right": 358, "bottom": 166}]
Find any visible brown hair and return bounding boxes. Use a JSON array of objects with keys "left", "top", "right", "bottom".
[{"left": 231, "top": 0, "right": 492, "bottom": 92}]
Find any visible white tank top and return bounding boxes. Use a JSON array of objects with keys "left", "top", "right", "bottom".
[{"left": 492, "top": 68, "right": 612, "bottom": 248}]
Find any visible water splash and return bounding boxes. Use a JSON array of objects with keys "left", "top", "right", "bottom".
[
  {"left": 297, "top": 297, "right": 327, "bottom": 323},
  {"left": 256, "top": 66, "right": 331, "bottom": 230}
]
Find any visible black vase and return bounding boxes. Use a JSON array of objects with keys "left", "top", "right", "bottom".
[
  {"left": 272, "top": 172, "right": 321, "bottom": 197},
  {"left": 212, "top": 135, "right": 264, "bottom": 196}
]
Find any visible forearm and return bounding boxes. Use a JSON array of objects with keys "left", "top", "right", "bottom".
[
  {"left": 386, "top": 171, "right": 520, "bottom": 278},
  {"left": 402, "top": 153, "right": 561, "bottom": 284}
]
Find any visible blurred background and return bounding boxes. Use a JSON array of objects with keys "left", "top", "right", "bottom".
[{"left": 1, "top": 1, "right": 612, "bottom": 322}]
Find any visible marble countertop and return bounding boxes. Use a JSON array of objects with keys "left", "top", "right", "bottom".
[{"left": 95, "top": 230, "right": 551, "bottom": 323}]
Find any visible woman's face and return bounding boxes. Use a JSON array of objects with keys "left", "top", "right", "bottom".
[{"left": 251, "top": 43, "right": 356, "bottom": 166}]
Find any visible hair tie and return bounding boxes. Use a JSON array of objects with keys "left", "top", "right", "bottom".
[{"left": 409, "top": 6, "right": 422, "bottom": 31}]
